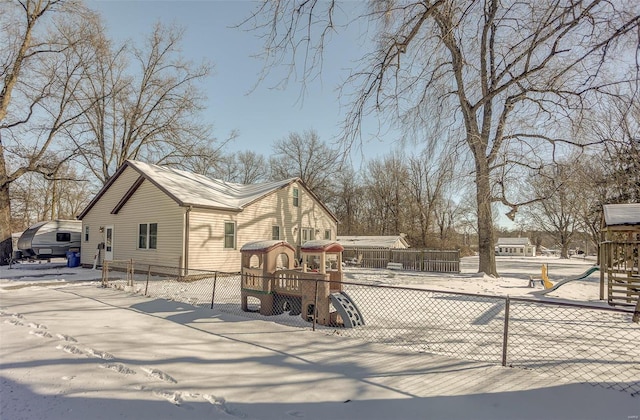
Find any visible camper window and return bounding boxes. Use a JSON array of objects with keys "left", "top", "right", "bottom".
[{"left": 56, "top": 232, "right": 71, "bottom": 242}]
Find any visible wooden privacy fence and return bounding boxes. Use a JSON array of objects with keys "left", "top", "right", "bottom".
[{"left": 342, "top": 248, "right": 460, "bottom": 273}]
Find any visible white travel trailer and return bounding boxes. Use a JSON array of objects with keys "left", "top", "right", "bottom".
[{"left": 16, "top": 220, "right": 82, "bottom": 259}]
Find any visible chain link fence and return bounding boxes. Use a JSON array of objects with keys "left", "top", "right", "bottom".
[{"left": 101, "top": 260, "right": 640, "bottom": 396}]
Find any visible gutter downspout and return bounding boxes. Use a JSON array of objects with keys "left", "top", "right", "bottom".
[{"left": 184, "top": 206, "right": 192, "bottom": 276}]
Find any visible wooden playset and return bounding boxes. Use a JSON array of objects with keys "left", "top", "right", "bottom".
[{"left": 599, "top": 203, "right": 640, "bottom": 309}]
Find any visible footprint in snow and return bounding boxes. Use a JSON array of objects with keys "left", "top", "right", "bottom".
[
  {"left": 153, "top": 390, "right": 182, "bottom": 405},
  {"left": 85, "top": 348, "right": 115, "bottom": 360},
  {"left": 100, "top": 363, "right": 136, "bottom": 375},
  {"left": 56, "top": 333, "right": 77, "bottom": 342},
  {"left": 203, "top": 395, "right": 245, "bottom": 418},
  {"left": 4, "top": 319, "right": 23, "bottom": 326},
  {"left": 27, "top": 322, "right": 47, "bottom": 329},
  {"left": 141, "top": 367, "right": 177, "bottom": 383},
  {"left": 29, "top": 329, "right": 53, "bottom": 338},
  {"left": 56, "top": 344, "right": 84, "bottom": 355}
]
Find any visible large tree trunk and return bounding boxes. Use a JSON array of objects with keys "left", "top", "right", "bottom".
[
  {"left": 476, "top": 161, "right": 498, "bottom": 277},
  {"left": 0, "top": 149, "right": 12, "bottom": 265}
]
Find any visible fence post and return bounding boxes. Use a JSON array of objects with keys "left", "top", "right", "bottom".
[
  {"left": 128, "top": 259, "right": 133, "bottom": 287},
  {"left": 101, "top": 261, "right": 108, "bottom": 287},
  {"left": 502, "top": 296, "right": 510, "bottom": 367},
  {"left": 312, "top": 280, "right": 319, "bottom": 332},
  {"left": 145, "top": 264, "right": 151, "bottom": 295},
  {"left": 632, "top": 294, "right": 640, "bottom": 323},
  {"left": 210, "top": 272, "right": 218, "bottom": 309}
]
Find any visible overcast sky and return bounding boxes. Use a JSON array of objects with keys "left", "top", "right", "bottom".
[{"left": 88, "top": 0, "right": 401, "bottom": 168}]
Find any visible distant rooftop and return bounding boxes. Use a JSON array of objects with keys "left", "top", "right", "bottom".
[
  {"left": 337, "top": 235, "right": 410, "bottom": 249},
  {"left": 603, "top": 203, "right": 640, "bottom": 227},
  {"left": 496, "top": 237, "right": 532, "bottom": 246}
]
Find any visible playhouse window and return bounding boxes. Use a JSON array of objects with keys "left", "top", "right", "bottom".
[
  {"left": 224, "top": 221, "right": 236, "bottom": 249},
  {"left": 293, "top": 188, "right": 299, "bottom": 207},
  {"left": 138, "top": 223, "right": 158, "bottom": 249},
  {"left": 272, "top": 225, "right": 280, "bottom": 240}
]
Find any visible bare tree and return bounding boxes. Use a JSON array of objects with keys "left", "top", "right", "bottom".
[
  {"left": 405, "top": 148, "right": 454, "bottom": 247},
  {"left": 10, "top": 163, "right": 91, "bottom": 229},
  {"left": 522, "top": 162, "right": 581, "bottom": 258},
  {"left": 72, "top": 22, "right": 215, "bottom": 185},
  {"left": 330, "top": 165, "right": 365, "bottom": 235},
  {"left": 269, "top": 129, "right": 342, "bottom": 202},
  {"left": 246, "top": 0, "right": 640, "bottom": 276},
  {"left": 0, "top": 0, "right": 95, "bottom": 263},
  {"left": 362, "top": 152, "right": 408, "bottom": 235}
]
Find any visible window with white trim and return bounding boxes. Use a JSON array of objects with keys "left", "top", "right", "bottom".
[
  {"left": 293, "top": 188, "right": 299, "bottom": 207},
  {"left": 138, "top": 223, "right": 158, "bottom": 249},
  {"left": 224, "top": 221, "right": 236, "bottom": 249},
  {"left": 301, "top": 227, "right": 314, "bottom": 243},
  {"left": 84, "top": 226, "right": 89, "bottom": 242},
  {"left": 324, "top": 229, "right": 331, "bottom": 240}
]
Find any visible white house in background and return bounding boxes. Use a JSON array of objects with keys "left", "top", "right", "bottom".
[
  {"left": 495, "top": 237, "right": 536, "bottom": 257},
  {"left": 337, "top": 235, "right": 410, "bottom": 249},
  {"left": 78, "top": 160, "right": 338, "bottom": 273}
]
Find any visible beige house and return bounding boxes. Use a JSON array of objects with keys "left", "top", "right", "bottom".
[
  {"left": 78, "top": 160, "right": 338, "bottom": 273},
  {"left": 495, "top": 237, "right": 536, "bottom": 257}
]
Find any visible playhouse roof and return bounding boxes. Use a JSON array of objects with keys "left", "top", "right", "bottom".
[
  {"left": 240, "top": 240, "right": 295, "bottom": 253},
  {"left": 602, "top": 203, "right": 640, "bottom": 228},
  {"left": 301, "top": 240, "right": 344, "bottom": 253}
]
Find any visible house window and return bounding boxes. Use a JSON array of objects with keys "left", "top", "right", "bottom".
[
  {"left": 324, "top": 229, "right": 331, "bottom": 240},
  {"left": 224, "top": 221, "right": 236, "bottom": 249},
  {"left": 56, "top": 232, "right": 71, "bottom": 242},
  {"left": 138, "top": 223, "right": 158, "bottom": 249},
  {"left": 272, "top": 225, "right": 280, "bottom": 240},
  {"left": 84, "top": 226, "right": 89, "bottom": 242},
  {"left": 301, "top": 227, "right": 314, "bottom": 243},
  {"left": 293, "top": 188, "right": 299, "bottom": 207}
]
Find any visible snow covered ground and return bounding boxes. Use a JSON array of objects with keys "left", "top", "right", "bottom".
[{"left": 1, "top": 256, "right": 639, "bottom": 419}]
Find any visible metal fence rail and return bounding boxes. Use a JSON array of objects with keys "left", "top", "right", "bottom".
[{"left": 101, "top": 261, "right": 640, "bottom": 396}]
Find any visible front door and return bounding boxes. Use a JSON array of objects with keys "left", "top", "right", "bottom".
[{"left": 104, "top": 225, "right": 114, "bottom": 261}]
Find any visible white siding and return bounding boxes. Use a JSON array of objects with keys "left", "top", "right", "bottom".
[
  {"left": 187, "top": 182, "right": 337, "bottom": 272},
  {"left": 80, "top": 167, "right": 185, "bottom": 267}
]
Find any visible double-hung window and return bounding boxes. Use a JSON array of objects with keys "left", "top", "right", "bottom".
[
  {"left": 272, "top": 225, "right": 280, "bottom": 240},
  {"left": 224, "top": 221, "right": 236, "bottom": 249},
  {"left": 293, "top": 188, "right": 299, "bottom": 207},
  {"left": 138, "top": 223, "right": 158, "bottom": 249},
  {"left": 301, "top": 227, "right": 314, "bottom": 243}
]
